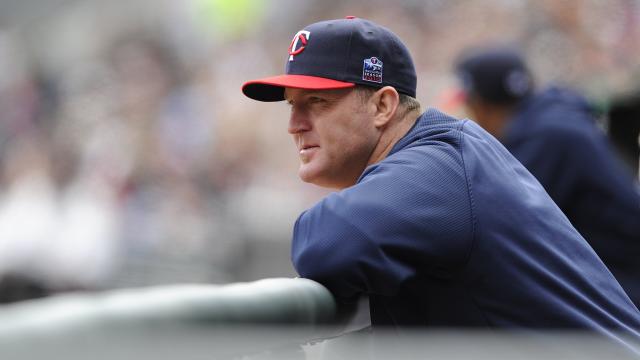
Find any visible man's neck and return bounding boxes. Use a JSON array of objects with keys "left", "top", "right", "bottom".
[{"left": 367, "top": 111, "right": 420, "bottom": 166}]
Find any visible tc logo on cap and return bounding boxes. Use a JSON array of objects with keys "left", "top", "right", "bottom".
[
  {"left": 363, "top": 57, "right": 383, "bottom": 83},
  {"left": 288, "top": 30, "right": 310, "bottom": 61}
]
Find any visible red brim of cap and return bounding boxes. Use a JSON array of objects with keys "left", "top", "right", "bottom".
[{"left": 242, "top": 75, "right": 355, "bottom": 102}]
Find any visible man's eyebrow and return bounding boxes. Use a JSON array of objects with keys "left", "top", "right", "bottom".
[
  {"left": 291, "top": 91, "right": 321, "bottom": 99},
  {"left": 306, "top": 90, "right": 345, "bottom": 99},
  {"left": 285, "top": 91, "right": 322, "bottom": 103},
  {"left": 285, "top": 89, "right": 346, "bottom": 103}
]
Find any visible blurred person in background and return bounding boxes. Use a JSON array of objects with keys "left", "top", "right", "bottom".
[
  {"left": 242, "top": 16, "right": 640, "bottom": 350},
  {"left": 454, "top": 46, "right": 640, "bottom": 308}
]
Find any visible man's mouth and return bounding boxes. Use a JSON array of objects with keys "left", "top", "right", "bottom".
[
  {"left": 298, "top": 138, "right": 319, "bottom": 151},
  {"left": 299, "top": 145, "right": 319, "bottom": 162}
]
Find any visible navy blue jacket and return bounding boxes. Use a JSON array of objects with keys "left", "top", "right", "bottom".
[
  {"left": 292, "top": 109, "right": 640, "bottom": 349},
  {"left": 502, "top": 87, "right": 640, "bottom": 307}
]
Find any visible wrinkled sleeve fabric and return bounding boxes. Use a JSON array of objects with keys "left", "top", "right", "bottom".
[{"left": 291, "top": 145, "right": 474, "bottom": 302}]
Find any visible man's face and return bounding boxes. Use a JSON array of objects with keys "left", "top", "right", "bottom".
[{"left": 284, "top": 87, "right": 380, "bottom": 189}]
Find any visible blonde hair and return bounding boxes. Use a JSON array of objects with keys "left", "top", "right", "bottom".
[{"left": 355, "top": 86, "right": 421, "bottom": 117}]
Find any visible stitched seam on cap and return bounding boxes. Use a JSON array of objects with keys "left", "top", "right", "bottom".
[{"left": 344, "top": 22, "right": 354, "bottom": 82}]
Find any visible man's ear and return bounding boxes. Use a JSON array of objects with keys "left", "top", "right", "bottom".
[{"left": 370, "top": 86, "right": 400, "bottom": 128}]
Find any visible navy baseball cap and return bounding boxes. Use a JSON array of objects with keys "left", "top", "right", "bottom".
[
  {"left": 242, "top": 16, "right": 417, "bottom": 102},
  {"left": 455, "top": 47, "right": 533, "bottom": 104}
]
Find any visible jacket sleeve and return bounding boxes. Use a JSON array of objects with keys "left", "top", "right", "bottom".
[{"left": 291, "top": 147, "right": 474, "bottom": 301}]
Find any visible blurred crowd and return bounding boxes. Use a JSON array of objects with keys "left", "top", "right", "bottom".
[{"left": 0, "top": 0, "right": 638, "bottom": 301}]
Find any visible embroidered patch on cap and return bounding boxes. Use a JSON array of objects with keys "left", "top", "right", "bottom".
[{"left": 363, "top": 57, "right": 383, "bottom": 83}]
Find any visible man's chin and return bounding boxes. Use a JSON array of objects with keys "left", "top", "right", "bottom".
[
  {"left": 298, "top": 166, "right": 320, "bottom": 184},
  {"left": 298, "top": 166, "right": 332, "bottom": 188}
]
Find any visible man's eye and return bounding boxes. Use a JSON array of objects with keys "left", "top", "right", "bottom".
[{"left": 308, "top": 97, "right": 325, "bottom": 104}]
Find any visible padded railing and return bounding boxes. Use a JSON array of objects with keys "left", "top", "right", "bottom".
[{"left": 0, "top": 278, "right": 345, "bottom": 359}]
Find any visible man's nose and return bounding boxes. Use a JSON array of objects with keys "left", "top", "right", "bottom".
[{"left": 288, "top": 108, "right": 311, "bottom": 134}]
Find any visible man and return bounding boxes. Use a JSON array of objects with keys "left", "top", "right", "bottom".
[
  {"left": 241, "top": 17, "right": 640, "bottom": 348},
  {"left": 454, "top": 47, "right": 640, "bottom": 308}
]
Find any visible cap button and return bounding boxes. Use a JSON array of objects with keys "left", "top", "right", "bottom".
[{"left": 345, "top": 16, "right": 356, "bottom": 19}]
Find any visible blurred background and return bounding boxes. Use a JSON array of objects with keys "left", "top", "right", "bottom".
[{"left": 0, "top": 0, "right": 638, "bottom": 302}]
